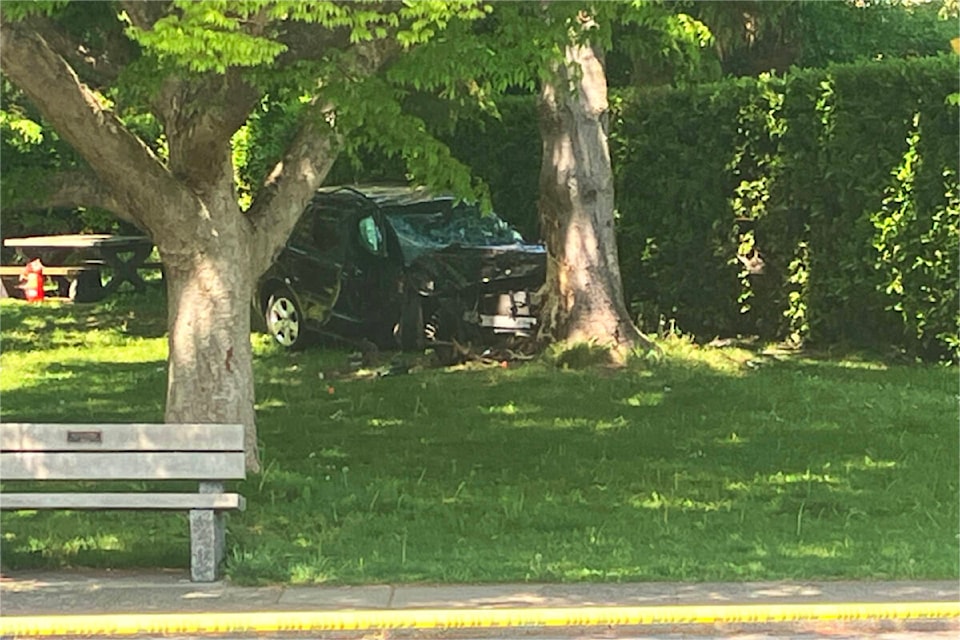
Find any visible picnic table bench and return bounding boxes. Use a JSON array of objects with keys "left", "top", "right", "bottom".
[
  {"left": 0, "top": 264, "right": 103, "bottom": 301},
  {"left": 2, "top": 234, "right": 160, "bottom": 301},
  {"left": 0, "top": 422, "right": 246, "bottom": 582}
]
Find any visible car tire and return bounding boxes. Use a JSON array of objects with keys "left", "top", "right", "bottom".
[
  {"left": 265, "top": 288, "right": 308, "bottom": 350},
  {"left": 399, "top": 293, "right": 425, "bottom": 351}
]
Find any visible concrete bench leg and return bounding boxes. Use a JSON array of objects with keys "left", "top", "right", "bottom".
[
  {"left": 190, "top": 481, "right": 228, "bottom": 582},
  {"left": 189, "top": 509, "right": 225, "bottom": 582}
]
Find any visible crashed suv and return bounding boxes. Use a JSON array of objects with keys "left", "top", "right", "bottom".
[{"left": 257, "top": 185, "right": 546, "bottom": 351}]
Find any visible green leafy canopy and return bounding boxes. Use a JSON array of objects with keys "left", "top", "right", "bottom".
[{"left": 123, "top": 0, "right": 490, "bottom": 74}]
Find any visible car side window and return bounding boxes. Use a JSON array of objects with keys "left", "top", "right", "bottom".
[
  {"left": 289, "top": 214, "right": 314, "bottom": 249},
  {"left": 312, "top": 217, "right": 340, "bottom": 253},
  {"left": 358, "top": 216, "right": 383, "bottom": 255}
]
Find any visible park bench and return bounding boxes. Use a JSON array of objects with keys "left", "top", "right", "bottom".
[{"left": 0, "top": 422, "right": 246, "bottom": 582}]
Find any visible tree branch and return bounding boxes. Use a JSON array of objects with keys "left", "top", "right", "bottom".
[
  {"left": 0, "top": 17, "right": 190, "bottom": 234},
  {"left": 274, "top": 20, "right": 353, "bottom": 63},
  {"left": 246, "top": 103, "right": 342, "bottom": 274},
  {"left": 22, "top": 11, "right": 138, "bottom": 90},
  {"left": 119, "top": 0, "right": 171, "bottom": 31},
  {"left": 155, "top": 71, "right": 261, "bottom": 193},
  {"left": 245, "top": 38, "right": 401, "bottom": 274},
  {"left": 2, "top": 169, "right": 136, "bottom": 224}
]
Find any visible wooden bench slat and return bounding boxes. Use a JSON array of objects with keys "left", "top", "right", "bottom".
[
  {"left": 0, "top": 492, "right": 245, "bottom": 511},
  {"left": 1, "top": 423, "right": 244, "bottom": 452},
  {"left": 1, "top": 451, "right": 246, "bottom": 481}
]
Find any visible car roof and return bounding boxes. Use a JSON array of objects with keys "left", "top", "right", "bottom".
[{"left": 318, "top": 184, "right": 457, "bottom": 208}]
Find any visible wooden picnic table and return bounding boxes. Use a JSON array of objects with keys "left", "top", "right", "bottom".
[{"left": 3, "top": 234, "right": 157, "bottom": 301}]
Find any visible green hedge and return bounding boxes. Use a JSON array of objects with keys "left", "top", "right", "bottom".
[{"left": 613, "top": 55, "right": 959, "bottom": 360}]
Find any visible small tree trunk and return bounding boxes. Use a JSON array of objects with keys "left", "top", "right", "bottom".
[
  {"left": 160, "top": 200, "right": 260, "bottom": 473},
  {"left": 537, "top": 38, "right": 652, "bottom": 361}
]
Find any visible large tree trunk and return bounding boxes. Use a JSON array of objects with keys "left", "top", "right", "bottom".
[
  {"left": 537, "top": 37, "right": 651, "bottom": 361},
  {"left": 159, "top": 191, "right": 260, "bottom": 472}
]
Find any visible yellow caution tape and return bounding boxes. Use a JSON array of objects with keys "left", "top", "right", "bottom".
[{"left": 2, "top": 601, "right": 958, "bottom": 637}]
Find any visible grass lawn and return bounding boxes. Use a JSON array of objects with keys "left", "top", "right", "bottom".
[{"left": 1, "top": 290, "right": 957, "bottom": 585}]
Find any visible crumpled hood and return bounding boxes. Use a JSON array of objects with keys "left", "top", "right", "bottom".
[{"left": 406, "top": 243, "right": 546, "bottom": 295}]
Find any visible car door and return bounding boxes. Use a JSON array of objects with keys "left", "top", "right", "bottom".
[
  {"left": 275, "top": 208, "right": 345, "bottom": 326},
  {"left": 331, "top": 208, "right": 403, "bottom": 339}
]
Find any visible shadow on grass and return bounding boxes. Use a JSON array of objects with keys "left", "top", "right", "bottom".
[
  {"left": 0, "top": 360, "right": 166, "bottom": 423},
  {"left": 1, "top": 509, "right": 191, "bottom": 571},
  {"left": 0, "top": 289, "right": 167, "bottom": 353}
]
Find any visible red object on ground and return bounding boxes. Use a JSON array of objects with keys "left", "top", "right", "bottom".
[{"left": 18, "top": 259, "right": 45, "bottom": 302}]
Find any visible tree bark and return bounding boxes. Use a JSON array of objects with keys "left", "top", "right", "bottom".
[
  {"left": 161, "top": 208, "right": 259, "bottom": 471},
  {"left": 536, "top": 35, "right": 652, "bottom": 361}
]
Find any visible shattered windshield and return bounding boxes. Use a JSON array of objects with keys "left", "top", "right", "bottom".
[{"left": 385, "top": 202, "right": 525, "bottom": 261}]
